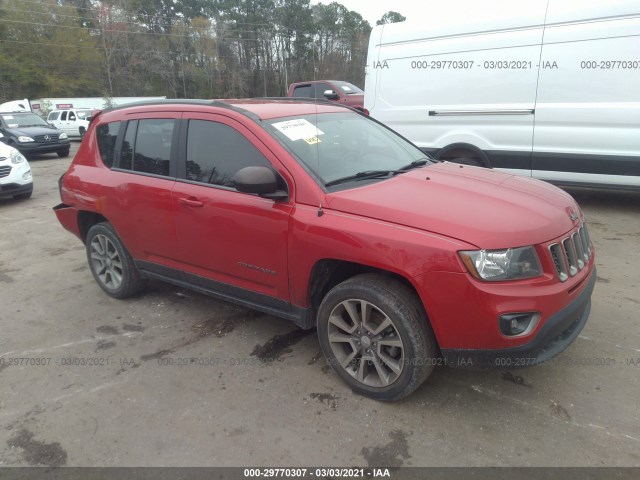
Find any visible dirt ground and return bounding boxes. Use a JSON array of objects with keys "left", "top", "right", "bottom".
[{"left": 0, "top": 142, "right": 639, "bottom": 467}]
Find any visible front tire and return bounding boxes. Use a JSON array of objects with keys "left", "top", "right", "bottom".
[
  {"left": 317, "top": 274, "right": 438, "bottom": 401},
  {"left": 57, "top": 149, "right": 70, "bottom": 158},
  {"left": 85, "top": 223, "right": 146, "bottom": 299}
]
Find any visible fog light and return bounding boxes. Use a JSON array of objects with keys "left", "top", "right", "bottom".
[
  {"left": 499, "top": 312, "right": 539, "bottom": 336},
  {"left": 23, "top": 170, "right": 32, "bottom": 181}
]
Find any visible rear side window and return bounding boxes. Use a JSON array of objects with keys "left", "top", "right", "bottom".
[
  {"left": 116, "top": 119, "right": 175, "bottom": 177},
  {"left": 185, "top": 120, "right": 271, "bottom": 188},
  {"left": 96, "top": 121, "right": 121, "bottom": 168},
  {"left": 292, "top": 85, "right": 311, "bottom": 98}
]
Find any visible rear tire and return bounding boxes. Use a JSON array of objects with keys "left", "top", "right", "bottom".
[
  {"left": 317, "top": 273, "right": 438, "bottom": 401},
  {"left": 85, "top": 223, "right": 146, "bottom": 299}
]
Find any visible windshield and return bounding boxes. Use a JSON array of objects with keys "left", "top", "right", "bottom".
[
  {"left": 266, "top": 112, "right": 431, "bottom": 189},
  {"left": 334, "top": 82, "right": 364, "bottom": 95},
  {"left": 76, "top": 110, "right": 91, "bottom": 120},
  {"left": 1, "top": 113, "right": 49, "bottom": 128}
]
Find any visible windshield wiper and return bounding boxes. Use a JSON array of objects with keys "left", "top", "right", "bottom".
[
  {"left": 325, "top": 159, "right": 433, "bottom": 188},
  {"left": 397, "top": 159, "right": 430, "bottom": 171},
  {"left": 325, "top": 170, "right": 399, "bottom": 187}
]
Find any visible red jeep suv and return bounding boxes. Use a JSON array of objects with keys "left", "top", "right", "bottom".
[{"left": 54, "top": 99, "right": 595, "bottom": 400}]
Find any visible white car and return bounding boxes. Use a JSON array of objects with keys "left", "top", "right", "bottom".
[
  {"left": 0, "top": 140, "right": 33, "bottom": 200},
  {"left": 47, "top": 109, "right": 92, "bottom": 139}
]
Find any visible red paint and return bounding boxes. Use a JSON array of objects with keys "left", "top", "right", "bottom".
[{"left": 55, "top": 100, "right": 595, "bottom": 353}]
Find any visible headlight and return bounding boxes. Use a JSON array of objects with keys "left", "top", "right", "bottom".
[
  {"left": 18, "top": 136, "right": 34, "bottom": 142},
  {"left": 459, "top": 246, "right": 542, "bottom": 281},
  {"left": 59, "top": 132, "right": 68, "bottom": 139},
  {"left": 10, "top": 150, "right": 26, "bottom": 164}
]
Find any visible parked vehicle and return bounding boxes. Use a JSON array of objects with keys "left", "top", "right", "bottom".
[
  {"left": 365, "top": 0, "right": 640, "bottom": 189},
  {"left": 0, "top": 112, "right": 70, "bottom": 157},
  {"left": 288, "top": 80, "right": 366, "bottom": 113},
  {"left": 47, "top": 109, "right": 92, "bottom": 139},
  {"left": 0, "top": 141, "right": 33, "bottom": 200},
  {"left": 54, "top": 99, "right": 595, "bottom": 400}
]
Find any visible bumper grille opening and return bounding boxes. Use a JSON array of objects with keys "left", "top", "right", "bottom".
[{"left": 0, "top": 165, "right": 11, "bottom": 178}]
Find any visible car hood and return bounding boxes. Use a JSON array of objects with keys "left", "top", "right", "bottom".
[
  {"left": 9, "top": 126, "right": 61, "bottom": 136},
  {"left": 325, "top": 162, "right": 581, "bottom": 249}
]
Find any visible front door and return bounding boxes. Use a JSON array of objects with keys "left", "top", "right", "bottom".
[{"left": 171, "top": 114, "right": 292, "bottom": 301}]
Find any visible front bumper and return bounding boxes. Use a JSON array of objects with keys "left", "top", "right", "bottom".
[
  {"left": 0, "top": 182, "right": 33, "bottom": 197},
  {"left": 440, "top": 268, "right": 596, "bottom": 368},
  {"left": 16, "top": 140, "right": 70, "bottom": 155}
]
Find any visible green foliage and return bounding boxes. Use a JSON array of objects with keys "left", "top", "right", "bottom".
[
  {"left": 376, "top": 11, "right": 406, "bottom": 26},
  {"left": 0, "top": 0, "right": 371, "bottom": 101}
]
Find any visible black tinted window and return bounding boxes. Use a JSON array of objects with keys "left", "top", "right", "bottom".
[
  {"left": 61, "top": 112, "right": 67, "bottom": 121},
  {"left": 49, "top": 112, "right": 60, "bottom": 121},
  {"left": 186, "top": 120, "right": 270, "bottom": 188},
  {"left": 314, "top": 83, "right": 333, "bottom": 99},
  {"left": 119, "top": 121, "right": 136, "bottom": 170},
  {"left": 133, "top": 119, "right": 174, "bottom": 176},
  {"left": 96, "top": 121, "right": 121, "bottom": 168},
  {"left": 292, "top": 85, "right": 311, "bottom": 98}
]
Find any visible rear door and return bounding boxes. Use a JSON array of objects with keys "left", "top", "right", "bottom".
[
  {"left": 103, "top": 113, "right": 181, "bottom": 268},
  {"left": 171, "top": 113, "right": 292, "bottom": 301}
]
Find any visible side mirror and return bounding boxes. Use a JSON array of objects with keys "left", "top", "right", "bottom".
[
  {"left": 323, "top": 89, "right": 339, "bottom": 100},
  {"left": 233, "top": 166, "right": 288, "bottom": 201}
]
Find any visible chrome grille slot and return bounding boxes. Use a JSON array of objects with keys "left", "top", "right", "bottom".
[
  {"left": 0, "top": 165, "right": 11, "bottom": 178},
  {"left": 549, "top": 222, "right": 593, "bottom": 282},
  {"left": 582, "top": 224, "right": 592, "bottom": 257},
  {"left": 562, "top": 237, "right": 578, "bottom": 276},
  {"left": 572, "top": 232, "right": 585, "bottom": 270},
  {"left": 549, "top": 243, "right": 568, "bottom": 282}
]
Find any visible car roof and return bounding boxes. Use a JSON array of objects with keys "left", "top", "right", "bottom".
[{"left": 100, "top": 98, "right": 351, "bottom": 122}]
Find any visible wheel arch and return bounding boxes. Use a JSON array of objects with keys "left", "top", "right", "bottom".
[
  {"left": 434, "top": 142, "right": 492, "bottom": 167},
  {"left": 308, "top": 259, "right": 428, "bottom": 321},
  {"left": 77, "top": 210, "right": 109, "bottom": 242}
]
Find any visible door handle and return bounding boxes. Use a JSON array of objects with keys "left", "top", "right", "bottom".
[{"left": 178, "top": 197, "right": 204, "bottom": 207}]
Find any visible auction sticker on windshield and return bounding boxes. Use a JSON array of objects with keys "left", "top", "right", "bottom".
[{"left": 272, "top": 119, "right": 324, "bottom": 141}]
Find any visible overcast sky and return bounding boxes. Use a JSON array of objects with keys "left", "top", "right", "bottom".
[{"left": 310, "top": 0, "right": 425, "bottom": 27}]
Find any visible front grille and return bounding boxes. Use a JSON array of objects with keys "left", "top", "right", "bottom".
[
  {"left": 34, "top": 134, "right": 60, "bottom": 143},
  {"left": 0, "top": 165, "right": 11, "bottom": 178},
  {"left": 549, "top": 222, "right": 592, "bottom": 282}
]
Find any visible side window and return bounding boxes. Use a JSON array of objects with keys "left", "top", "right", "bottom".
[
  {"left": 119, "top": 121, "right": 136, "bottom": 170},
  {"left": 60, "top": 111, "right": 67, "bottom": 121},
  {"left": 133, "top": 119, "right": 174, "bottom": 176},
  {"left": 95, "top": 121, "right": 121, "bottom": 168},
  {"left": 69, "top": 112, "right": 76, "bottom": 121},
  {"left": 314, "top": 83, "right": 333, "bottom": 99},
  {"left": 292, "top": 85, "right": 311, "bottom": 98},
  {"left": 48, "top": 112, "right": 59, "bottom": 121},
  {"left": 185, "top": 120, "right": 271, "bottom": 188}
]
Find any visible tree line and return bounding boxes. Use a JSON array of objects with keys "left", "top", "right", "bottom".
[{"left": 0, "top": 0, "right": 405, "bottom": 105}]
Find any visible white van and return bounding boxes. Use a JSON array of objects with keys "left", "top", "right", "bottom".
[
  {"left": 364, "top": 0, "right": 640, "bottom": 189},
  {"left": 47, "top": 109, "right": 92, "bottom": 138}
]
